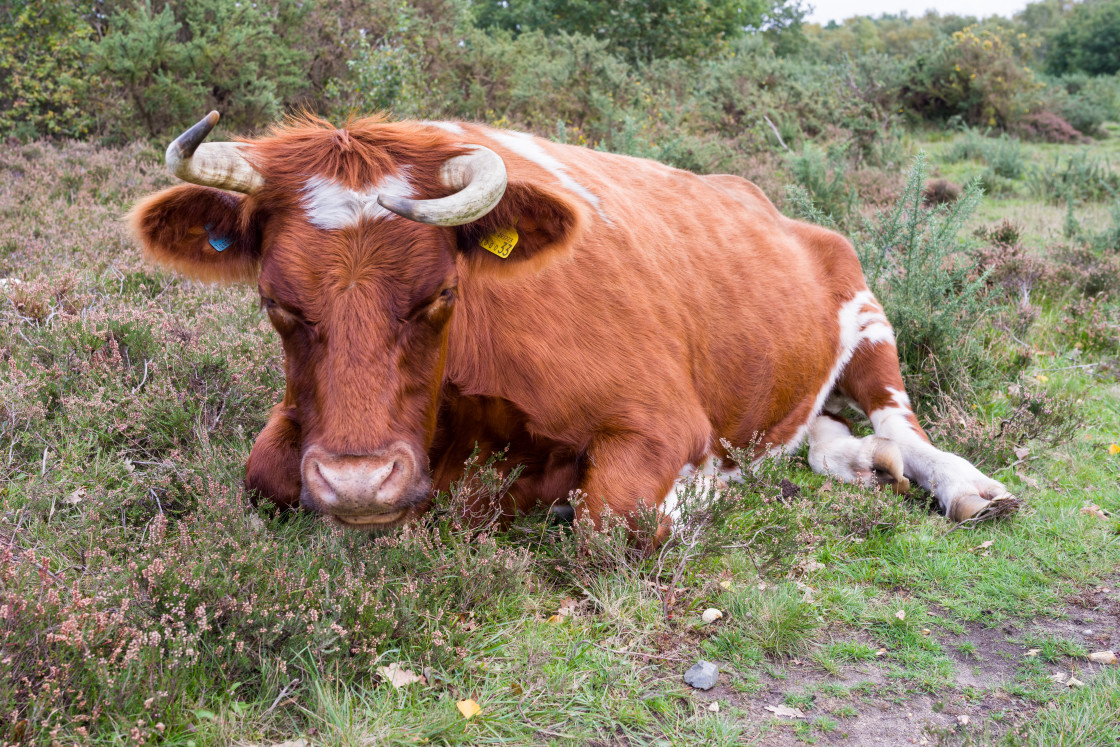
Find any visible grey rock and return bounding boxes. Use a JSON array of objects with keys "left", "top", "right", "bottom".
[{"left": 683, "top": 660, "right": 719, "bottom": 690}]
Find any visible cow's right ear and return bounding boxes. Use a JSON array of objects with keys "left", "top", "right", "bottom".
[{"left": 129, "top": 185, "right": 261, "bottom": 283}]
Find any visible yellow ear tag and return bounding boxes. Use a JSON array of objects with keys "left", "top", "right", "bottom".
[{"left": 479, "top": 226, "right": 518, "bottom": 259}]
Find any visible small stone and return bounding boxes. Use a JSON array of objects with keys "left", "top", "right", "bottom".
[
  {"left": 701, "top": 608, "right": 723, "bottom": 624},
  {"left": 1083, "top": 629, "right": 1094, "bottom": 636},
  {"left": 708, "top": 702, "right": 720, "bottom": 713},
  {"left": 683, "top": 660, "right": 720, "bottom": 690}
]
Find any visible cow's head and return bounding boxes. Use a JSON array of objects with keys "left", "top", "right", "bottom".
[{"left": 131, "top": 112, "right": 583, "bottom": 528}]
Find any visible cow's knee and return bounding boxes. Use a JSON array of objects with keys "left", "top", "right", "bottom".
[
  {"left": 807, "top": 413, "right": 909, "bottom": 493},
  {"left": 245, "top": 404, "right": 303, "bottom": 508}
]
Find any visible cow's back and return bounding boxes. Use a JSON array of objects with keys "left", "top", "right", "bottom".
[{"left": 446, "top": 128, "right": 866, "bottom": 453}]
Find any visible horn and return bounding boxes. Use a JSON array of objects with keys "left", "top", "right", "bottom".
[
  {"left": 165, "top": 111, "right": 264, "bottom": 193},
  {"left": 377, "top": 145, "right": 507, "bottom": 226}
]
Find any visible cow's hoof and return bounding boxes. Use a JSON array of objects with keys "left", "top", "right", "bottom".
[
  {"left": 950, "top": 492, "right": 1022, "bottom": 523},
  {"left": 870, "top": 438, "right": 910, "bottom": 494}
]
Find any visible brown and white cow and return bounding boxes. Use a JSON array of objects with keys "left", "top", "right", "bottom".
[{"left": 130, "top": 111, "right": 1015, "bottom": 533}]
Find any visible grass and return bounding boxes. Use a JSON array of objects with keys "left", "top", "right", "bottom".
[{"left": 2, "top": 130, "right": 1120, "bottom": 745}]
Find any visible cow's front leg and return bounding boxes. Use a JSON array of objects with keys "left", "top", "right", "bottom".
[
  {"left": 838, "top": 337, "right": 1018, "bottom": 522},
  {"left": 576, "top": 428, "right": 705, "bottom": 544},
  {"left": 245, "top": 403, "right": 303, "bottom": 508},
  {"left": 807, "top": 411, "right": 910, "bottom": 493}
]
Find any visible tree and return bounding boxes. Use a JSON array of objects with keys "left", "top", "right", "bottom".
[
  {"left": 1046, "top": 0, "right": 1120, "bottom": 76},
  {"left": 0, "top": 0, "right": 98, "bottom": 138},
  {"left": 472, "top": 0, "right": 802, "bottom": 63}
]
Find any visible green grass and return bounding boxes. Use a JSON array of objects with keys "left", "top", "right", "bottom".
[{"left": 2, "top": 130, "right": 1120, "bottom": 745}]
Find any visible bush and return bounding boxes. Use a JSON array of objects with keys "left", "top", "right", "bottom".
[
  {"left": 0, "top": 0, "right": 99, "bottom": 139},
  {"left": 89, "top": 0, "right": 311, "bottom": 138},
  {"left": 901, "top": 25, "right": 1041, "bottom": 129},
  {"left": 854, "top": 153, "right": 994, "bottom": 406},
  {"left": 1025, "top": 150, "right": 1120, "bottom": 204}
]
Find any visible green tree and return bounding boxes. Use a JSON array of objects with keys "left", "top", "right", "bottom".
[
  {"left": 1046, "top": 0, "right": 1120, "bottom": 76},
  {"left": 0, "top": 0, "right": 98, "bottom": 139},
  {"left": 472, "top": 0, "right": 801, "bottom": 63},
  {"left": 90, "top": 0, "right": 310, "bottom": 137}
]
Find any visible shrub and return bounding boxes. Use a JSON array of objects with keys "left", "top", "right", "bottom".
[
  {"left": 89, "top": 0, "right": 311, "bottom": 138},
  {"left": 901, "top": 26, "right": 1041, "bottom": 129},
  {"left": 0, "top": 0, "right": 99, "bottom": 139},
  {"left": 854, "top": 153, "right": 994, "bottom": 407},
  {"left": 1012, "top": 109, "right": 1088, "bottom": 144},
  {"left": 1025, "top": 151, "right": 1120, "bottom": 204},
  {"left": 787, "top": 144, "right": 857, "bottom": 223}
]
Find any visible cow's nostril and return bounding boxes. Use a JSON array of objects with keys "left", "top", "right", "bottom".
[{"left": 301, "top": 443, "right": 419, "bottom": 512}]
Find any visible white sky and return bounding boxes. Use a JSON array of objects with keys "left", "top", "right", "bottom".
[{"left": 805, "top": 0, "right": 1033, "bottom": 25}]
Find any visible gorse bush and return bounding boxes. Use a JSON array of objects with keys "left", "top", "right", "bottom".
[
  {"left": 854, "top": 154, "right": 993, "bottom": 407},
  {"left": 901, "top": 25, "right": 1040, "bottom": 128}
]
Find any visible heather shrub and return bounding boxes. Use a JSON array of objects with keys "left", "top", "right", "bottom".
[
  {"left": 972, "top": 220, "right": 1049, "bottom": 303},
  {"left": 923, "top": 178, "right": 962, "bottom": 206},
  {"left": 1046, "top": 244, "right": 1120, "bottom": 298},
  {"left": 1012, "top": 110, "right": 1089, "bottom": 144},
  {"left": 1061, "top": 294, "right": 1120, "bottom": 355},
  {"left": 928, "top": 385, "right": 1082, "bottom": 471}
]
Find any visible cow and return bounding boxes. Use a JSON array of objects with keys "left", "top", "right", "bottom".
[{"left": 130, "top": 111, "right": 1017, "bottom": 535}]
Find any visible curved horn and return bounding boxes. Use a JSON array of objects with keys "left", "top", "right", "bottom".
[
  {"left": 165, "top": 111, "right": 264, "bottom": 193},
  {"left": 377, "top": 145, "right": 507, "bottom": 226}
]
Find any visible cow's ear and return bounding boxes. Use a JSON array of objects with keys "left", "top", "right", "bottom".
[
  {"left": 129, "top": 185, "right": 261, "bottom": 283},
  {"left": 455, "top": 180, "right": 587, "bottom": 275}
]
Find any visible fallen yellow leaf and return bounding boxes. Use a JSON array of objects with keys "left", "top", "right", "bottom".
[
  {"left": 456, "top": 699, "right": 481, "bottom": 719},
  {"left": 1110, "top": 443, "right": 1120, "bottom": 456}
]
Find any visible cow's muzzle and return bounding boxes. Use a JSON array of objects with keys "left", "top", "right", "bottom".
[{"left": 300, "top": 442, "right": 430, "bottom": 528}]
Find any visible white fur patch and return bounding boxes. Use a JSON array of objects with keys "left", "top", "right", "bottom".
[
  {"left": 300, "top": 173, "right": 413, "bottom": 230},
  {"left": 483, "top": 129, "right": 611, "bottom": 222},
  {"left": 869, "top": 387, "right": 1003, "bottom": 512},
  {"left": 419, "top": 120, "right": 465, "bottom": 134},
  {"left": 661, "top": 453, "right": 743, "bottom": 523},
  {"left": 781, "top": 290, "right": 896, "bottom": 451}
]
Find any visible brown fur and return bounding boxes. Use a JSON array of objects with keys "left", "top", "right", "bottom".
[{"left": 132, "top": 116, "right": 921, "bottom": 531}]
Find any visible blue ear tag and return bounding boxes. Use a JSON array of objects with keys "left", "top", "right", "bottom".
[{"left": 204, "top": 223, "right": 233, "bottom": 252}]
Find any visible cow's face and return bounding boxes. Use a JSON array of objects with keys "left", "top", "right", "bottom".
[{"left": 130, "top": 114, "right": 582, "bottom": 528}]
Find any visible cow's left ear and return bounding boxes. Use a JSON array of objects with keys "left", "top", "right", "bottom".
[
  {"left": 129, "top": 184, "right": 261, "bottom": 284},
  {"left": 455, "top": 180, "right": 587, "bottom": 275}
]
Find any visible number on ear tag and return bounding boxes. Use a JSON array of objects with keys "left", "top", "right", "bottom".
[{"left": 479, "top": 226, "right": 518, "bottom": 259}]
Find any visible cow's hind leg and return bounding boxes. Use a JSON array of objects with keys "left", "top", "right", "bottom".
[
  {"left": 837, "top": 340, "right": 1017, "bottom": 522},
  {"left": 807, "top": 409, "right": 909, "bottom": 494}
]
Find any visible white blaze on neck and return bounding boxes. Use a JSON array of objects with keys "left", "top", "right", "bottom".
[
  {"left": 300, "top": 172, "right": 413, "bottom": 230},
  {"left": 780, "top": 289, "right": 895, "bottom": 452},
  {"left": 483, "top": 129, "right": 610, "bottom": 222}
]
